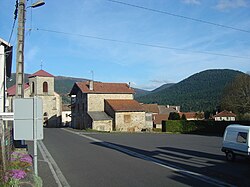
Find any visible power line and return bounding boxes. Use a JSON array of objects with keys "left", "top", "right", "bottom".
[
  {"left": 105, "top": 0, "right": 250, "bottom": 34},
  {"left": 8, "top": 0, "right": 18, "bottom": 44},
  {"left": 36, "top": 28, "right": 250, "bottom": 60}
]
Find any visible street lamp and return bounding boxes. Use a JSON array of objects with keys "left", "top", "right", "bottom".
[
  {"left": 30, "top": 0, "right": 45, "bottom": 8},
  {"left": 15, "top": 0, "right": 45, "bottom": 98}
]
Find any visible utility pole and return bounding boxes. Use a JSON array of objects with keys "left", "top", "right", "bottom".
[{"left": 16, "top": 0, "right": 26, "bottom": 98}]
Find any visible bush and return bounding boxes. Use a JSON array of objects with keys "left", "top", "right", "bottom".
[{"left": 165, "top": 120, "right": 183, "bottom": 133}]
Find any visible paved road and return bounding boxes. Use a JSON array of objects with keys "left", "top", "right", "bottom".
[{"left": 28, "top": 128, "right": 250, "bottom": 187}]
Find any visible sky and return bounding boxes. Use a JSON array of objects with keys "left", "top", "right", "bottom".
[{"left": 1, "top": 0, "right": 250, "bottom": 90}]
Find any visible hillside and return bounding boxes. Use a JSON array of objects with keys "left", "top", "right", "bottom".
[
  {"left": 136, "top": 69, "right": 244, "bottom": 112},
  {"left": 151, "top": 83, "right": 175, "bottom": 93}
]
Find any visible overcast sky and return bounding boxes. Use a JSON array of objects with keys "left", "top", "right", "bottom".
[{"left": 1, "top": 0, "right": 250, "bottom": 90}]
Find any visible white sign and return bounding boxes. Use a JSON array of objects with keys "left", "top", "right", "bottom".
[{"left": 14, "top": 98, "right": 43, "bottom": 140}]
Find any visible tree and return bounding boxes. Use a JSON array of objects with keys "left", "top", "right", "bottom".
[
  {"left": 168, "top": 112, "right": 180, "bottom": 120},
  {"left": 195, "top": 112, "right": 204, "bottom": 120},
  {"left": 181, "top": 114, "right": 186, "bottom": 120},
  {"left": 221, "top": 74, "right": 250, "bottom": 115}
]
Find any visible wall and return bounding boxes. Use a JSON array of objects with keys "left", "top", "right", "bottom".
[
  {"left": 115, "top": 112, "right": 146, "bottom": 132},
  {"left": 215, "top": 117, "right": 235, "bottom": 121},
  {"left": 88, "top": 93, "right": 133, "bottom": 112},
  {"left": 71, "top": 91, "right": 85, "bottom": 129},
  {"left": 39, "top": 92, "right": 62, "bottom": 127},
  {"left": 0, "top": 45, "right": 4, "bottom": 113},
  {"left": 92, "top": 120, "right": 112, "bottom": 131},
  {"left": 145, "top": 113, "right": 153, "bottom": 129},
  {"left": 29, "top": 76, "right": 54, "bottom": 96},
  {"left": 62, "top": 111, "right": 71, "bottom": 126},
  {"left": 0, "top": 120, "right": 13, "bottom": 180}
]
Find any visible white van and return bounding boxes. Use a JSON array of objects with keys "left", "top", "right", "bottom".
[{"left": 221, "top": 124, "right": 250, "bottom": 161}]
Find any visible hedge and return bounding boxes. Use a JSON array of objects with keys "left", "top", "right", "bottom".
[{"left": 162, "top": 120, "right": 250, "bottom": 136}]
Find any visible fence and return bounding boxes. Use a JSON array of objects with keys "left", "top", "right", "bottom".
[{"left": 0, "top": 120, "right": 13, "bottom": 181}]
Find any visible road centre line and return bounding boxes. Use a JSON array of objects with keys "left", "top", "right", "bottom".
[
  {"left": 63, "top": 128, "right": 235, "bottom": 187},
  {"left": 38, "top": 140, "right": 70, "bottom": 187}
]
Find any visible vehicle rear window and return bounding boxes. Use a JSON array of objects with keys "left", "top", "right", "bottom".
[{"left": 237, "top": 132, "right": 248, "bottom": 143}]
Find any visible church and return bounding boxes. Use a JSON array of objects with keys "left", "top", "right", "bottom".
[{"left": 7, "top": 69, "right": 62, "bottom": 127}]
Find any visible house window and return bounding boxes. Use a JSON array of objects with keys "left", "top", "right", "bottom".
[
  {"left": 43, "top": 82, "right": 48, "bottom": 93},
  {"left": 237, "top": 132, "right": 247, "bottom": 143},
  {"left": 124, "top": 115, "right": 131, "bottom": 123}
]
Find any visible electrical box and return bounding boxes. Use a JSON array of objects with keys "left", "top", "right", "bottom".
[{"left": 14, "top": 98, "right": 43, "bottom": 140}]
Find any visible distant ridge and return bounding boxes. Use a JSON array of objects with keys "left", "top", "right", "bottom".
[{"left": 136, "top": 69, "right": 245, "bottom": 112}]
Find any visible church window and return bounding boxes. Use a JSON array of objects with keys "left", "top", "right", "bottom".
[
  {"left": 32, "top": 82, "right": 35, "bottom": 94},
  {"left": 43, "top": 82, "right": 48, "bottom": 93}
]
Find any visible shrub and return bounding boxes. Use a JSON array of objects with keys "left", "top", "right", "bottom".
[{"left": 165, "top": 120, "right": 183, "bottom": 133}]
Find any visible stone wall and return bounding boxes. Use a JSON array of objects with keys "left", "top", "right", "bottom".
[
  {"left": 29, "top": 76, "right": 54, "bottom": 96},
  {"left": 0, "top": 120, "right": 13, "bottom": 181},
  {"left": 92, "top": 120, "right": 112, "bottom": 131},
  {"left": 115, "top": 112, "right": 146, "bottom": 132},
  {"left": 39, "top": 93, "right": 62, "bottom": 127},
  {"left": 88, "top": 93, "right": 133, "bottom": 112}
]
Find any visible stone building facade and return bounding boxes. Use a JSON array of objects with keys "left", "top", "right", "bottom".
[
  {"left": 70, "top": 81, "right": 147, "bottom": 131},
  {"left": 7, "top": 70, "right": 62, "bottom": 127}
]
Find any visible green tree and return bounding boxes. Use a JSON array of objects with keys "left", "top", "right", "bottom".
[
  {"left": 221, "top": 74, "right": 250, "bottom": 116},
  {"left": 168, "top": 112, "right": 180, "bottom": 120},
  {"left": 181, "top": 114, "right": 186, "bottom": 120}
]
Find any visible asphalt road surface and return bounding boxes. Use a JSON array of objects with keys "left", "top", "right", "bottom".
[{"left": 28, "top": 128, "right": 250, "bottom": 187}]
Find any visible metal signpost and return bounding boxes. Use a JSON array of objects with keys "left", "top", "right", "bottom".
[{"left": 14, "top": 97, "right": 43, "bottom": 175}]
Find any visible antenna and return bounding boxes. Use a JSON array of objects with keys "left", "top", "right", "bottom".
[{"left": 91, "top": 70, "right": 94, "bottom": 81}]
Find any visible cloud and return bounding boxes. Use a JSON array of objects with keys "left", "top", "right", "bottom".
[
  {"left": 182, "top": 0, "right": 201, "bottom": 5},
  {"left": 138, "top": 80, "right": 170, "bottom": 91},
  {"left": 215, "top": 0, "right": 248, "bottom": 10},
  {"left": 150, "top": 80, "right": 170, "bottom": 84}
]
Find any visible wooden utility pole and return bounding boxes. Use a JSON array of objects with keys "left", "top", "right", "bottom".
[{"left": 15, "top": 0, "right": 26, "bottom": 98}]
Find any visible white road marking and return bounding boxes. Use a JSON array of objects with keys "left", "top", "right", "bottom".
[
  {"left": 38, "top": 140, "right": 70, "bottom": 187},
  {"left": 63, "top": 128, "right": 235, "bottom": 187}
]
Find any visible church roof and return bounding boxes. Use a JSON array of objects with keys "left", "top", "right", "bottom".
[
  {"left": 7, "top": 83, "right": 30, "bottom": 96},
  {"left": 28, "top": 70, "right": 54, "bottom": 78}
]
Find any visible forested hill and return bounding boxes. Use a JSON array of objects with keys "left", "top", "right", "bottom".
[{"left": 136, "top": 69, "right": 245, "bottom": 112}]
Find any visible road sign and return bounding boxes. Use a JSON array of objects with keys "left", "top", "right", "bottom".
[{"left": 14, "top": 98, "right": 43, "bottom": 140}]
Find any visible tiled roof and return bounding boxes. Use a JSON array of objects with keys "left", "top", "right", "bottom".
[
  {"left": 74, "top": 81, "right": 135, "bottom": 94},
  {"left": 105, "top": 99, "right": 144, "bottom": 112},
  {"left": 153, "top": 114, "right": 169, "bottom": 125},
  {"left": 28, "top": 70, "right": 54, "bottom": 78},
  {"left": 214, "top": 110, "right": 236, "bottom": 117},
  {"left": 179, "top": 112, "right": 204, "bottom": 119},
  {"left": 141, "top": 104, "right": 159, "bottom": 113},
  {"left": 7, "top": 83, "right": 30, "bottom": 96}
]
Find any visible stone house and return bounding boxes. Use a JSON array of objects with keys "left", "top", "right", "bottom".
[
  {"left": 0, "top": 37, "right": 12, "bottom": 113},
  {"left": 214, "top": 110, "right": 236, "bottom": 121},
  {"left": 62, "top": 104, "right": 71, "bottom": 127},
  {"left": 70, "top": 81, "right": 147, "bottom": 132},
  {"left": 179, "top": 112, "right": 204, "bottom": 120},
  {"left": 7, "top": 70, "right": 62, "bottom": 127},
  {"left": 141, "top": 103, "right": 180, "bottom": 128}
]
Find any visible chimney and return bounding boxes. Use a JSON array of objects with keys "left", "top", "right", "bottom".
[{"left": 89, "top": 80, "right": 94, "bottom": 91}]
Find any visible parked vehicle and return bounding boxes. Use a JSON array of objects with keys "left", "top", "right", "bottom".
[{"left": 221, "top": 124, "right": 250, "bottom": 161}]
